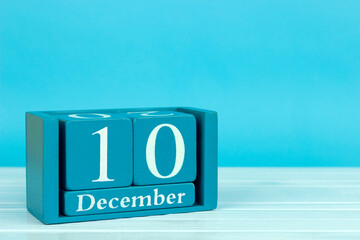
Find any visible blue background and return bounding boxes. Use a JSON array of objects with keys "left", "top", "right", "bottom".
[{"left": 1, "top": 0, "right": 360, "bottom": 167}]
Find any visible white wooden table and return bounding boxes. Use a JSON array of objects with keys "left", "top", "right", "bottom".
[{"left": 1, "top": 167, "right": 360, "bottom": 239}]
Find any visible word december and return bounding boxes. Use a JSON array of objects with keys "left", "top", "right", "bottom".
[{"left": 77, "top": 188, "right": 186, "bottom": 212}]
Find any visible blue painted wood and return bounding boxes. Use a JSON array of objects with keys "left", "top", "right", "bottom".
[
  {"left": 26, "top": 112, "right": 59, "bottom": 224},
  {"left": 61, "top": 182, "right": 195, "bottom": 216},
  {"left": 25, "top": 107, "right": 218, "bottom": 224},
  {"left": 128, "top": 111, "right": 196, "bottom": 186},
  {"left": 58, "top": 113, "right": 133, "bottom": 190},
  {"left": 178, "top": 107, "right": 218, "bottom": 208}
]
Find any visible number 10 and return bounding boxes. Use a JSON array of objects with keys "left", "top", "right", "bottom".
[{"left": 91, "top": 124, "right": 185, "bottom": 183}]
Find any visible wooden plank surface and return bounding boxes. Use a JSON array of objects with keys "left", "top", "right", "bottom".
[{"left": 0, "top": 167, "right": 360, "bottom": 239}]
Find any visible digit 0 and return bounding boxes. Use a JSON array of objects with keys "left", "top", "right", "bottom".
[{"left": 146, "top": 124, "right": 185, "bottom": 179}]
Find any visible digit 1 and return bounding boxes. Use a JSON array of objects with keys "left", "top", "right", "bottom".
[{"left": 92, "top": 127, "right": 114, "bottom": 182}]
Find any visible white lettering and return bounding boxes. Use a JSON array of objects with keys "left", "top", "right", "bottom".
[
  {"left": 121, "top": 197, "right": 130, "bottom": 208},
  {"left": 92, "top": 127, "right": 114, "bottom": 182},
  {"left": 68, "top": 113, "right": 111, "bottom": 119},
  {"left": 74, "top": 189, "right": 189, "bottom": 213},
  {"left": 126, "top": 111, "right": 174, "bottom": 116},
  {"left": 154, "top": 188, "right": 165, "bottom": 205},
  {"left": 109, "top": 198, "right": 119, "bottom": 209},
  {"left": 177, "top": 193, "right": 186, "bottom": 204},
  {"left": 146, "top": 124, "right": 185, "bottom": 179},
  {"left": 131, "top": 195, "right": 151, "bottom": 207},
  {"left": 167, "top": 193, "right": 176, "bottom": 204},
  {"left": 97, "top": 198, "right": 107, "bottom": 210},
  {"left": 76, "top": 194, "right": 95, "bottom": 212}
]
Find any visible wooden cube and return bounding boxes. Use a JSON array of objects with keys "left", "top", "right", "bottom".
[
  {"left": 127, "top": 111, "right": 196, "bottom": 186},
  {"left": 58, "top": 113, "right": 133, "bottom": 190}
]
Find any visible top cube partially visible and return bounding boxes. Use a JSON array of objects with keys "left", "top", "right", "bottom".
[{"left": 57, "top": 113, "right": 133, "bottom": 191}]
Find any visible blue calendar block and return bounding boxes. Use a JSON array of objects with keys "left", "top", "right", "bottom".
[
  {"left": 26, "top": 107, "right": 217, "bottom": 224},
  {"left": 127, "top": 111, "right": 197, "bottom": 186},
  {"left": 61, "top": 183, "right": 195, "bottom": 216},
  {"left": 58, "top": 113, "right": 133, "bottom": 190}
]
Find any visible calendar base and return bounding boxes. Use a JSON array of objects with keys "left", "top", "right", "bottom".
[{"left": 61, "top": 183, "right": 195, "bottom": 216}]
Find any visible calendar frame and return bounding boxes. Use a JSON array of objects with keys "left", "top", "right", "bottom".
[{"left": 26, "top": 107, "right": 218, "bottom": 224}]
